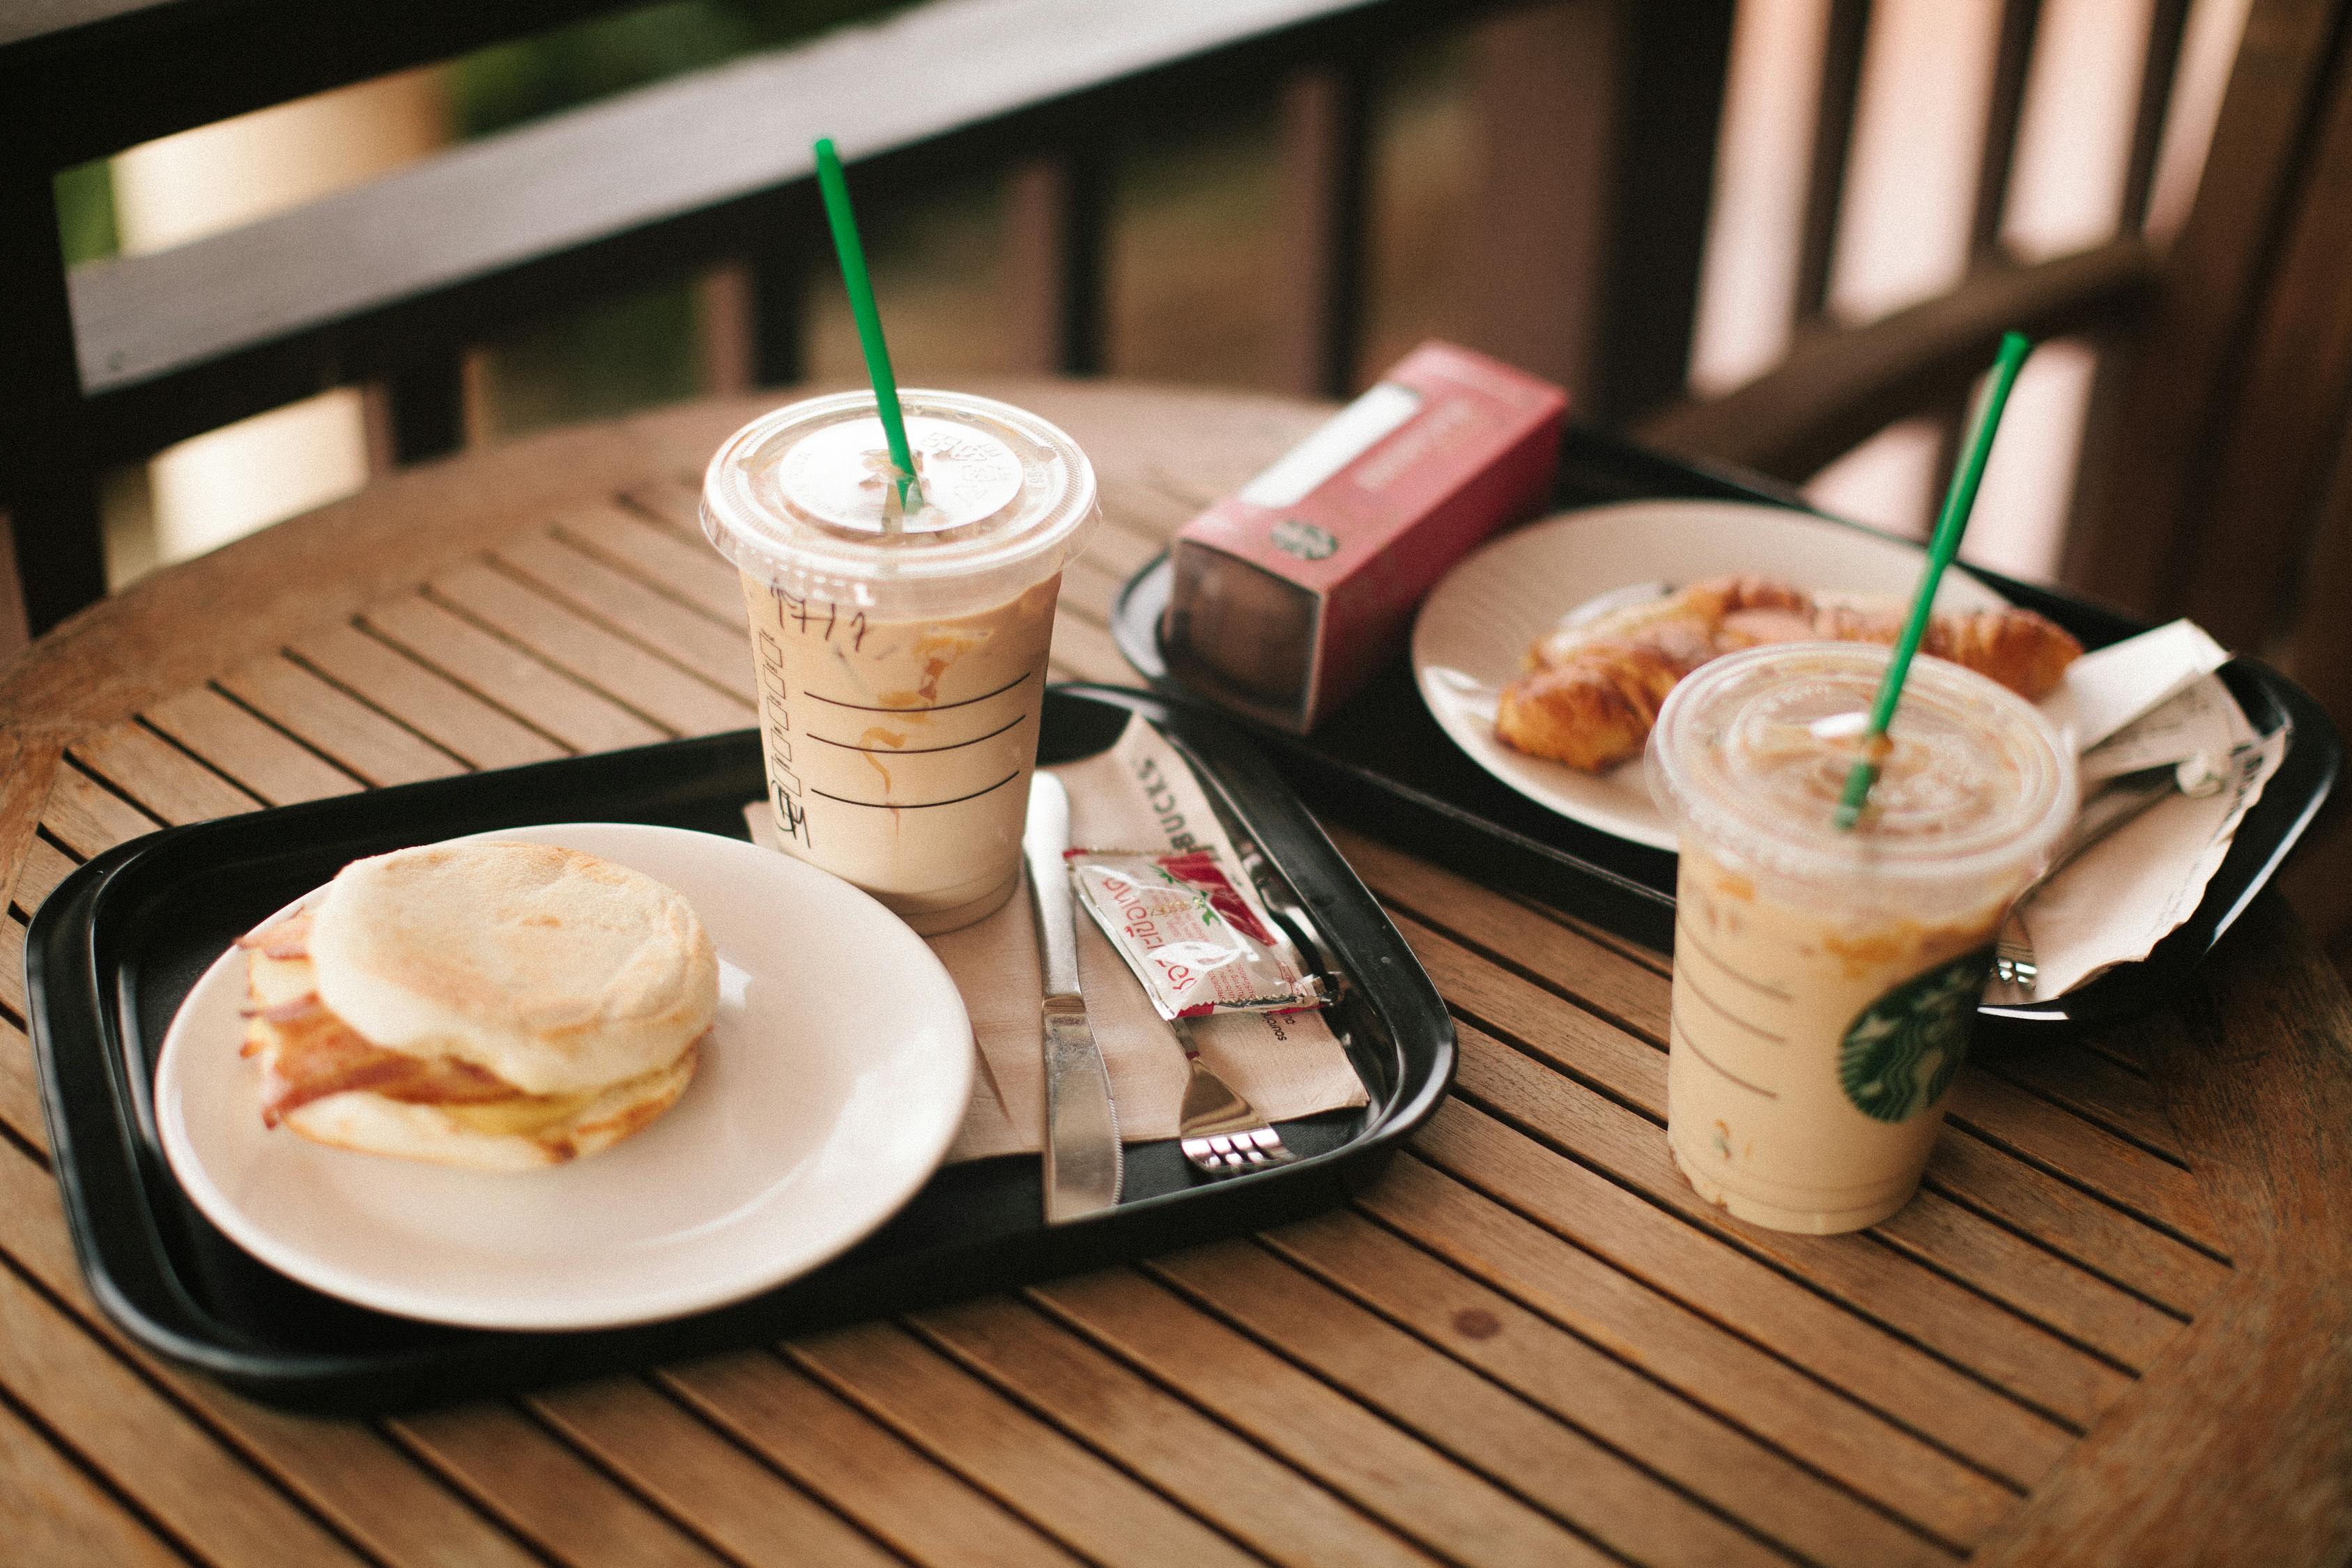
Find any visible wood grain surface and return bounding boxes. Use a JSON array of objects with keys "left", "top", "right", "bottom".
[{"left": 4, "top": 381, "right": 2351, "bottom": 1565}]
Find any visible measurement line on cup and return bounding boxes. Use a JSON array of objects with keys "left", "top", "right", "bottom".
[
  {"left": 1678, "top": 966, "right": 1786, "bottom": 1043},
  {"left": 810, "top": 771, "right": 1022, "bottom": 810},
  {"left": 1672, "top": 1018, "right": 1779, "bottom": 1100},
  {"left": 809, "top": 714, "right": 1028, "bottom": 754},
  {"left": 804, "top": 668, "right": 1036, "bottom": 714},
  {"left": 1674, "top": 917, "right": 1790, "bottom": 999}
]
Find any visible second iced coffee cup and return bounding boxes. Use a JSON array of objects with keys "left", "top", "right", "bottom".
[
  {"left": 701, "top": 389, "right": 1098, "bottom": 933},
  {"left": 1647, "top": 643, "right": 2076, "bottom": 1233}
]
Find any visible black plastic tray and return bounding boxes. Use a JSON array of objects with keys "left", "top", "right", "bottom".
[
  {"left": 27, "top": 685, "right": 1452, "bottom": 1413},
  {"left": 1112, "top": 426, "right": 2342, "bottom": 1026}
]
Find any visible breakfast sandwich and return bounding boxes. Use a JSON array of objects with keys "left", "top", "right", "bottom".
[{"left": 238, "top": 840, "right": 716, "bottom": 1170}]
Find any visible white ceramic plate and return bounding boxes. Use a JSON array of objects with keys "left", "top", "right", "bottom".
[
  {"left": 1412, "top": 500, "right": 2012, "bottom": 850},
  {"left": 155, "top": 822, "right": 974, "bottom": 1330}
]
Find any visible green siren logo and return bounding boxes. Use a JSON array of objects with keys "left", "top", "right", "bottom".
[
  {"left": 1838, "top": 946, "right": 1992, "bottom": 1122},
  {"left": 1269, "top": 518, "right": 1339, "bottom": 560}
]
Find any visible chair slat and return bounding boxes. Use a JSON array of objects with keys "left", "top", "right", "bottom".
[
  {"left": 1276, "top": 64, "right": 1373, "bottom": 398},
  {"left": 1969, "top": 0, "right": 2045, "bottom": 256},
  {"left": 2173, "top": 46, "right": 2352, "bottom": 654},
  {"left": 2062, "top": 0, "right": 2346, "bottom": 615},
  {"left": 1795, "top": 0, "right": 1875, "bottom": 322},
  {"left": 1006, "top": 155, "right": 1110, "bottom": 377},
  {"left": 2119, "top": 0, "right": 2195, "bottom": 231}
]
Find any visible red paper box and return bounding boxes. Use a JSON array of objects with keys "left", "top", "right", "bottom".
[{"left": 1162, "top": 341, "right": 1568, "bottom": 732}]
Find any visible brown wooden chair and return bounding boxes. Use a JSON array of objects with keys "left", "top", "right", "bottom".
[{"left": 1636, "top": 0, "right": 2352, "bottom": 962}]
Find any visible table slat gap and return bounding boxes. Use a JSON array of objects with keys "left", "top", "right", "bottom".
[
  {"left": 783, "top": 1327, "right": 1268, "bottom": 1568},
  {"left": 1424, "top": 955, "right": 2181, "bottom": 1377},
  {"left": 484, "top": 542, "right": 758, "bottom": 708},
  {"left": 216, "top": 654, "right": 472, "bottom": 790},
  {"left": 620, "top": 481, "right": 717, "bottom": 541},
  {"left": 1404, "top": 1104, "right": 2076, "bottom": 1479},
  {"left": 1944, "top": 1075, "right": 2231, "bottom": 1259},
  {"left": 1354, "top": 1156, "right": 2017, "bottom": 1548},
  {"left": 1858, "top": 1222, "right": 2175, "bottom": 1369},
  {"left": 550, "top": 508, "right": 751, "bottom": 630},
  {"left": 517, "top": 1386, "right": 903, "bottom": 1568},
  {"left": 513, "top": 523, "right": 751, "bottom": 655},
  {"left": 662, "top": 1354, "right": 1091, "bottom": 1568},
  {"left": 0, "top": 1390, "right": 200, "bottom": 1568},
  {"left": 0, "top": 1143, "right": 551, "bottom": 1568},
  {"left": 1503, "top": 889, "right": 1675, "bottom": 978},
  {"left": 909, "top": 1296, "right": 1448, "bottom": 1568},
  {"left": 143, "top": 688, "right": 364, "bottom": 807},
  {"left": 1260, "top": 1216, "right": 1960, "bottom": 1568},
  {"left": 42, "top": 761, "right": 167, "bottom": 858},
  {"left": 420, "top": 567, "right": 750, "bottom": 739},
  {"left": 0, "top": 1250, "right": 378, "bottom": 1568},
  {"left": 15, "top": 831, "right": 86, "bottom": 921},
  {"left": 1135, "top": 1241, "right": 1810, "bottom": 1568},
  {"left": 1047, "top": 615, "right": 1139, "bottom": 687},
  {"left": 1914, "top": 1163, "right": 2210, "bottom": 1322},
  {"left": 358, "top": 597, "right": 662, "bottom": 756},
  {"left": 617, "top": 1373, "right": 916, "bottom": 1568},
  {"left": 1451, "top": 1004, "right": 2170, "bottom": 1382},
  {"left": 2, "top": 1017, "right": 50, "bottom": 1160},
  {"left": 68, "top": 720, "right": 268, "bottom": 825},
  {"left": 1006, "top": 1273, "right": 1617, "bottom": 1568},
  {"left": 385, "top": 1401, "right": 733, "bottom": 1568},
  {"left": 1, "top": 913, "right": 29, "bottom": 1024},
  {"left": 286, "top": 624, "right": 569, "bottom": 771},
  {"left": 1940, "top": 1112, "right": 2234, "bottom": 1267},
  {"left": 1976, "top": 1053, "right": 2192, "bottom": 1171},
  {"left": 197, "top": 679, "right": 408, "bottom": 794},
  {"left": 1439, "top": 1030, "right": 2133, "bottom": 1425}
]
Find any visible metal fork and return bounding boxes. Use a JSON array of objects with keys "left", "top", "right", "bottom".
[
  {"left": 1174, "top": 1016, "right": 1296, "bottom": 1174},
  {"left": 1986, "top": 751, "right": 2234, "bottom": 1003}
]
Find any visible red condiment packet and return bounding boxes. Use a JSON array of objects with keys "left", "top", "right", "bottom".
[{"left": 1067, "top": 847, "right": 1328, "bottom": 1020}]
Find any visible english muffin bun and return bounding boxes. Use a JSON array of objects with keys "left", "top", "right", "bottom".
[{"left": 242, "top": 840, "right": 716, "bottom": 1169}]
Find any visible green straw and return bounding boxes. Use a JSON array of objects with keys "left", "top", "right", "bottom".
[
  {"left": 813, "top": 137, "right": 923, "bottom": 518},
  {"left": 1831, "top": 330, "right": 2034, "bottom": 831}
]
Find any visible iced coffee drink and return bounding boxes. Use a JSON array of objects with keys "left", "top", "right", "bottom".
[
  {"left": 1646, "top": 644, "right": 2074, "bottom": 1233},
  {"left": 701, "top": 391, "right": 1098, "bottom": 933}
]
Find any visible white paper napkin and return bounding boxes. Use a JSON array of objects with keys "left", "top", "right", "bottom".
[
  {"left": 2010, "top": 622, "right": 2287, "bottom": 1001},
  {"left": 748, "top": 716, "right": 1367, "bottom": 1162}
]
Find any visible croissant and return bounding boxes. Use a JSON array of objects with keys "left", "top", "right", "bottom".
[{"left": 1493, "top": 575, "right": 2080, "bottom": 773}]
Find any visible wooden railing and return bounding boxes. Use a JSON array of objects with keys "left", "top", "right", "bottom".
[{"left": 0, "top": 0, "right": 1746, "bottom": 638}]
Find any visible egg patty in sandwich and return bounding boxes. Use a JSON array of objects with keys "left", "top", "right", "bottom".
[{"left": 240, "top": 840, "right": 715, "bottom": 1170}]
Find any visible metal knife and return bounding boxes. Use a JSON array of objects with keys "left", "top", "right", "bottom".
[{"left": 1022, "top": 773, "right": 1123, "bottom": 1223}]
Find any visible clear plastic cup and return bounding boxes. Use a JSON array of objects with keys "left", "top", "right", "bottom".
[
  {"left": 702, "top": 390, "right": 1098, "bottom": 933},
  {"left": 1645, "top": 643, "right": 2076, "bottom": 1233}
]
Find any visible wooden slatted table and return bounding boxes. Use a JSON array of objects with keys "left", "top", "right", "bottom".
[{"left": 6, "top": 381, "right": 2352, "bottom": 1567}]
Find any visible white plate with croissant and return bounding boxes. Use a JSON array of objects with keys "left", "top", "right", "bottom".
[{"left": 1413, "top": 501, "right": 2080, "bottom": 850}]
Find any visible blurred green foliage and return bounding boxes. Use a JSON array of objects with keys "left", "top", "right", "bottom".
[
  {"left": 445, "top": 0, "right": 898, "bottom": 139},
  {"left": 54, "top": 160, "right": 119, "bottom": 267}
]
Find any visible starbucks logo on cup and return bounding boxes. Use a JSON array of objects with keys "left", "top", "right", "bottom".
[
  {"left": 1838, "top": 947, "right": 1992, "bottom": 1122},
  {"left": 1270, "top": 518, "right": 1339, "bottom": 560}
]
